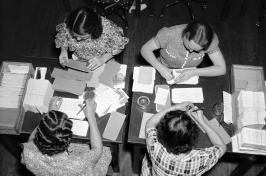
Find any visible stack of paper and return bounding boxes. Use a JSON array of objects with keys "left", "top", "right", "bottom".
[
  {"left": 132, "top": 66, "right": 156, "bottom": 94},
  {"left": 94, "top": 84, "right": 129, "bottom": 117},
  {"left": 237, "top": 90, "right": 266, "bottom": 126},
  {"left": 0, "top": 67, "right": 28, "bottom": 108},
  {"left": 23, "top": 79, "right": 54, "bottom": 114},
  {"left": 223, "top": 91, "right": 233, "bottom": 124},
  {"left": 171, "top": 88, "right": 204, "bottom": 103},
  {"left": 167, "top": 69, "right": 199, "bottom": 85},
  {"left": 232, "top": 127, "right": 266, "bottom": 153}
]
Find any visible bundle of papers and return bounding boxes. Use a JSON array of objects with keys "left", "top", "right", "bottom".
[
  {"left": 223, "top": 91, "right": 233, "bottom": 124},
  {"left": 171, "top": 88, "right": 204, "bottom": 103},
  {"left": 23, "top": 79, "right": 54, "bottom": 114},
  {"left": 94, "top": 84, "right": 129, "bottom": 117},
  {"left": 167, "top": 69, "right": 199, "bottom": 85},
  {"left": 237, "top": 90, "right": 266, "bottom": 127},
  {"left": 0, "top": 65, "right": 29, "bottom": 108},
  {"left": 232, "top": 127, "right": 266, "bottom": 153},
  {"left": 132, "top": 66, "right": 156, "bottom": 94}
]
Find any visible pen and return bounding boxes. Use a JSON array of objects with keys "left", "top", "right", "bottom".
[
  {"left": 76, "top": 104, "right": 86, "bottom": 115},
  {"left": 192, "top": 107, "right": 205, "bottom": 112}
]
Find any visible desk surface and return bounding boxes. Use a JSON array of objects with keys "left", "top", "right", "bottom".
[
  {"left": 16, "top": 56, "right": 125, "bottom": 144},
  {"left": 128, "top": 71, "right": 234, "bottom": 151}
]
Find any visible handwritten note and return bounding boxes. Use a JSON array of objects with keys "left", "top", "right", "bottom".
[
  {"left": 172, "top": 88, "right": 204, "bottom": 103},
  {"left": 103, "top": 112, "right": 126, "bottom": 141}
]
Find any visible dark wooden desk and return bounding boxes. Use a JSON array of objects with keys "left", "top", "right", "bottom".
[
  {"left": 0, "top": 56, "right": 125, "bottom": 173},
  {"left": 127, "top": 70, "right": 238, "bottom": 174}
]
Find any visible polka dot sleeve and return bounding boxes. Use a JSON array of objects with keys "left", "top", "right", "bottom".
[
  {"left": 153, "top": 27, "right": 170, "bottom": 48},
  {"left": 206, "top": 33, "right": 220, "bottom": 54}
]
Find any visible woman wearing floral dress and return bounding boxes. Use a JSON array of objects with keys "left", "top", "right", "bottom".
[{"left": 55, "top": 7, "right": 129, "bottom": 71}]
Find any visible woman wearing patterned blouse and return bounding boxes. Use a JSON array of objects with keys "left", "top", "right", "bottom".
[
  {"left": 55, "top": 7, "right": 129, "bottom": 71},
  {"left": 21, "top": 97, "right": 111, "bottom": 176},
  {"left": 141, "top": 20, "right": 226, "bottom": 83},
  {"left": 141, "top": 102, "right": 227, "bottom": 176}
]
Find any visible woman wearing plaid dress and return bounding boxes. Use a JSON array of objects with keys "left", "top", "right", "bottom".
[{"left": 141, "top": 102, "right": 227, "bottom": 176}]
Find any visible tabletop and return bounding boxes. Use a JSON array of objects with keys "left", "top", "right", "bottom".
[{"left": 128, "top": 69, "right": 234, "bottom": 151}]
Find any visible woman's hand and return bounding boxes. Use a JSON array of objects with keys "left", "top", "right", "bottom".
[
  {"left": 190, "top": 109, "right": 205, "bottom": 124},
  {"left": 87, "top": 57, "right": 104, "bottom": 71},
  {"left": 158, "top": 66, "right": 174, "bottom": 81},
  {"left": 174, "top": 69, "right": 195, "bottom": 83},
  {"left": 59, "top": 50, "right": 69, "bottom": 67},
  {"left": 84, "top": 99, "right": 97, "bottom": 118},
  {"left": 48, "top": 96, "right": 63, "bottom": 111},
  {"left": 172, "top": 101, "right": 194, "bottom": 111}
]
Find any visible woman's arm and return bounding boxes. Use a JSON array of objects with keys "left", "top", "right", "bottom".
[
  {"left": 84, "top": 99, "right": 102, "bottom": 164},
  {"left": 59, "top": 46, "right": 69, "bottom": 66},
  {"left": 141, "top": 38, "right": 174, "bottom": 81},
  {"left": 191, "top": 110, "right": 227, "bottom": 155},
  {"left": 174, "top": 50, "right": 226, "bottom": 83},
  {"left": 87, "top": 49, "right": 123, "bottom": 71}
]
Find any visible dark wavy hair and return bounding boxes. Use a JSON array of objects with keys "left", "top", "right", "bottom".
[
  {"left": 156, "top": 110, "right": 199, "bottom": 155},
  {"left": 65, "top": 7, "right": 103, "bottom": 39},
  {"left": 34, "top": 110, "right": 73, "bottom": 156},
  {"left": 182, "top": 20, "right": 214, "bottom": 50}
]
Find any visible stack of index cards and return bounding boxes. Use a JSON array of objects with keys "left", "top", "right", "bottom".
[{"left": 23, "top": 79, "right": 54, "bottom": 114}]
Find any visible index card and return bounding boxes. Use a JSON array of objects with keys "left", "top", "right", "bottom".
[
  {"left": 154, "top": 87, "right": 169, "bottom": 105},
  {"left": 103, "top": 112, "right": 126, "bottom": 141},
  {"left": 172, "top": 88, "right": 204, "bottom": 103},
  {"left": 139, "top": 112, "right": 154, "bottom": 139},
  {"left": 138, "top": 66, "right": 154, "bottom": 84},
  {"left": 71, "top": 119, "right": 89, "bottom": 137}
]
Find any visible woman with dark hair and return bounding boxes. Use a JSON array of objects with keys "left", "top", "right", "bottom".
[
  {"left": 21, "top": 97, "right": 111, "bottom": 176},
  {"left": 141, "top": 102, "right": 227, "bottom": 176},
  {"left": 55, "top": 7, "right": 129, "bottom": 71},
  {"left": 141, "top": 20, "right": 226, "bottom": 83}
]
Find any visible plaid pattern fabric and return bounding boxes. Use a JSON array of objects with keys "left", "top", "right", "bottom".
[{"left": 141, "top": 128, "right": 223, "bottom": 176}]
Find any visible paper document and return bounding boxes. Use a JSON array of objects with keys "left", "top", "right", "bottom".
[
  {"left": 172, "top": 88, "right": 204, "bottom": 103},
  {"left": 53, "top": 77, "right": 86, "bottom": 96},
  {"left": 71, "top": 119, "right": 89, "bottom": 137},
  {"left": 223, "top": 91, "right": 233, "bottom": 124},
  {"left": 103, "top": 111, "right": 126, "bottom": 141},
  {"left": 132, "top": 67, "right": 155, "bottom": 94},
  {"left": 154, "top": 87, "right": 169, "bottom": 105},
  {"left": 139, "top": 113, "right": 154, "bottom": 139},
  {"left": 207, "top": 118, "right": 232, "bottom": 144}
]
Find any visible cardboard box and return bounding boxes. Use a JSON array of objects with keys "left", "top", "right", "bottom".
[
  {"left": 230, "top": 64, "right": 266, "bottom": 131},
  {"left": 0, "top": 61, "right": 34, "bottom": 134}
]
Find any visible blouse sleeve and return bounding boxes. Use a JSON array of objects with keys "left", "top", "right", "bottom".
[
  {"left": 103, "top": 18, "right": 129, "bottom": 55},
  {"left": 197, "top": 145, "right": 223, "bottom": 174},
  {"left": 153, "top": 27, "right": 170, "bottom": 48},
  {"left": 145, "top": 127, "right": 158, "bottom": 154},
  {"left": 54, "top": 23, "right": 72, "bottom": 49},
  {"left": 206, "top": 33, "right": 220, "bottom": 54}
]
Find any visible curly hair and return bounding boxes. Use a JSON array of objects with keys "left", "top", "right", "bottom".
[
  {"left": 156, "top": 110, "right": 199, "bottom": 155},
  {"left": 34, "top": 110, "right": 73, "bottom": 156},
  {"left": 65, "top": 7, "right": 103, "bottom": 39},
  {"left": 182, "top": 20, "right": 214, "bottom": 50}
]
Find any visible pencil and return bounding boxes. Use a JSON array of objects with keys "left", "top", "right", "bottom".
[
  {"left": 76, "top": 104, "right": 86, "bottom": 115},
  {"left": 192, "top": 107, "right": 205, "bottom": 112}
]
